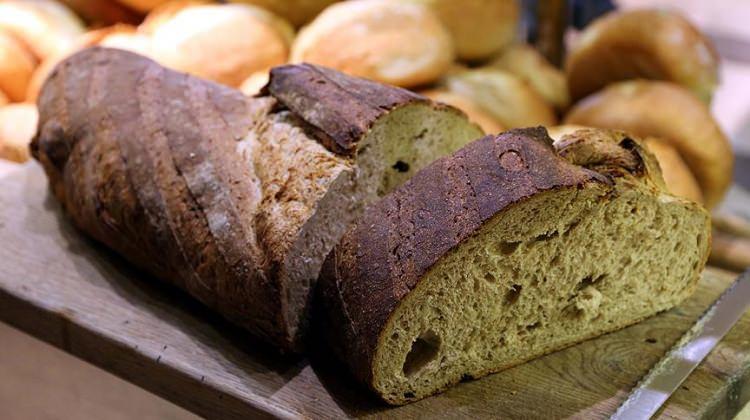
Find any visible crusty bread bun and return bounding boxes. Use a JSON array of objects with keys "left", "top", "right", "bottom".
[
  {"left": 0, "top": 103, "right": 38, "bottom": 163},
  {"left": 549, "top": 125, "right": 703, "bottom": 204},
  {"left": 421, "top": 89, "right": 504, "bottom": 135},
  {"left": 26, "top": 24, "right": 149, "bottom": 102},
  {"left": 565, "top": 80, "right": 732, "bottom": 208},
  {"left": 291, "top": 0, "right": 454, "bottom": 88},
  {"left": 0, "top": 0, "right": 84, "bottom": 60},
  {"left": 149, "top": 3, "right": 293, "bottom": 87},
  {"left": 643, "top": 137, "right": 704, "bottom": 204},
  {"left": 138, "top": 0, "right": 212, "bottom": 34},
  {"left": 441, "top": 68, "right": 556, "bottom": 129},
  {"left": 57, "top": 0, "right": 142, "bottom": 25},
  {"left": 566, "top": 9, "right": 719, "bottom": 103},
  {"left": 490, "top": 44, "right": 569, "bottom": 110},
  {"left": 229, "top": 0, "right": 339, "bottom": 27},
  {"left": 405, "top": 0, "right": 519, "bottom": 61},
  {"left": 239, "top": 70, "right": 270, "bottom": 97},
  {"left": 0, "top": 90, "right": 8, "bottom": 107},
  {"left": 0, "top": 30, "right": 37, "bottom": 102},
  {"left": 114, "top": 0, "right": 171, "bottom": 13}
]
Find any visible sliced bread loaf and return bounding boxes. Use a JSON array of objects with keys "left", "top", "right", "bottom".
[
  {"left": 319, "top": 127, "right": 711, "bottom": 404},
  {"left": 32, "top": 47, "right": 483, "bottom": 352}
]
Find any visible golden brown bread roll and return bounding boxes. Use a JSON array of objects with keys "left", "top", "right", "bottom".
[
  {"left": 291, "top": 0, "right": 454, "bottom": 88},
  {"left": 149, "top": 3, "right": 293, "bottom": 87},
  {"left": 0, "top": 0, "right": 84, "bottom": 60},
  {"left": 548, "top": 125, "right": 703, "bottom": 204},
  {"left": 404, "top": 0, "right": 519, "bottom": 61},
  {"left": 565, "top": 80, "right": 732, "bottom": 208},
  {"left": 490, "top": 44, "right": 569, "bottom": 110},
  {"left": 441, "top": 68, "right": 557, "bottom": 129},
  {"left": 420, "top": 89, "right": 504, "bottom": 135},
  {"left": 566, "top": 9, "right": 719, "bottom": 103},
  {"left": 57, "top": 0, "right": 142, "bottom": 25},
  {"left": 0, "top": 30, "right": 36, "bottom": 102},
  {"left": 25, "top": 24, "right": 148, "bottom": 102},
  {"left": 229, "top": 0, "right": 339, "bottom": 27},
  {"left": 0, "top": 103, "right": 38, "bottom": 163},
  {"left": 138, "top": 0, "right": 211, "bottom": 34},
  {"left": 0, "top": 90, "right": 8, "bottom": 107},
  {"left": 239, "top": 71, "right": 270, "bottom": 97}
]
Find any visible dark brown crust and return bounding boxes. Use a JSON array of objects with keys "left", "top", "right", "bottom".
[
  {"left": 30, "top": 47, "right": 436, "bottom": 352},
  {"left": 318, "top": 127, "right": 614, "bottom": 384},
  {"left": 261, "top": 63, "right": 429, "bottom": 156}
]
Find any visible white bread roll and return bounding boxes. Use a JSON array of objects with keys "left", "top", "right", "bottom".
[
  {"left": 150, "top": 3, "right": 294, "bottom": 87},
  {"left": 291, "top": 0, "right": 454, "bottom": 88},
  {"left": 0, "top": 0, "right": 84, "bottom": 60},
  {"left": 0, "top": 30, "right": 36, "bottom": 102},
  {"left": 0, "top": 103, "right": 38, "bottom": 163},
  {"left": 405, "top": 0, "right": 520, "bottom": 61}
]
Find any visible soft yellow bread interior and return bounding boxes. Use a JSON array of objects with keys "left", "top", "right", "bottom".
[{"left": 372, "top": 180, "right": 709, "bottom": 404}]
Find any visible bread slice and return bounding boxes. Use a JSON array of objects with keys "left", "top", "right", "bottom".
[
  {"left": 32, "top": 47, "right": 483, "bottom": 352},
  {"left": 319, "top": 127, "right": 711, "bottom": 404}
]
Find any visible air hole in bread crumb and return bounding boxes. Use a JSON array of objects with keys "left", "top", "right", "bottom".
[
  {"left": 645, "top": 338, "right": 657, "bottom": 344},
  {"left": 533, "top": 230, "right": 559, "bottom": 242},
  {"left": 526, "top": 321, "right": 541, "bottom": 331},
  {"left": 484, "top": 272, "right": 496, "bottom": 283},
  {"left": 577, "top": 274, "right": 605, "bottom": 291},
  {"left": 403, "top": 330, "right": 441, "bottom": 377},
  {"left": 505, "top": 284, "right": 522, "bottom": 305},
  {"left": 392, "top": 161, "right": 410, "bottom": 172},
  {"left": 403, "top": 392, "right": 415, "bottom": 399},
  {"left": 498, "top": 241, "right": 519, "bottom": 255}
]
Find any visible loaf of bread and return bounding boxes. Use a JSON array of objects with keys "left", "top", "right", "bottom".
[
  {"left": 565, "top": 9, "right": 719, "bottom": 103},
  {"left": 0, "top": 0, "right": 84, "bottom": 60},
  {"left": 319, "top": 127, "right": 710, "bottom": 404},
  {"left": 404, "top": 0, "right": 520, "bottom": 61},
  {"left": 229, "top": 0, "right": 340, "bottom": 27},
  {"left": 565, "top": 80, "right": 732, "bottom": 208},
  {"left": 0, "top": 103, "right": 38, "bottom": 163},
  {"left": 548, "top": 125, "right": 704, "bottom": 204},
  {"left": 32, "top": 47, "right": 483, "bottom": 352},
  {"left": 0, "top": 29, "right": 36, "bottom": 102},
  {"left": 420, "top": 89, "right": 504, "bottom": 135},
  {"left": 441, "top": 68, "right": 557, "bottom": 129},
  {"left": 291, "top": 0, "right": 454, "bottom": 88},
  {"left": 490, "top": 44, "right": 570, "bottom": 110},
  {"left": 148, "top": 3, "right": 294, "bottom": 87}
]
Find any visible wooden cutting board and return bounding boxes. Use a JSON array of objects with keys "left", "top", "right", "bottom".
[{"left": 0, "top": 164, "right": 749, "bottom": 419}]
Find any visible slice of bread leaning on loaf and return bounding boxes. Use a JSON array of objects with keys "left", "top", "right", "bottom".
[
  {"left": 319, "top": 127, "right": 711, "bottom": 404},
  {"left": 31, "top": 47, "right": 484, "bottom": 353}
]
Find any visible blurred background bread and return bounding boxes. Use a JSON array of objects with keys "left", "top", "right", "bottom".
[
  {"left": 565, "top": 9, "right": 719, "bottom": 103},
  {"left": 0, "top": 29, "right": 37, "bottom": 102},
  {"left": 565, "top": 80, "right": 732, "bottom": 209},
  {"left": 149, "top": 3, "right": 293, "bottom": 87},
  {"left": 0, "top": 0, "right": 84, "bottom": 60},
  {"left": 441, "top": 68, "right": 557, "bottom": 129},
  {"left": 420, "top": 89, "right": 504, "bottom": 134},
  {"left": 111, "top": 0, "right": 170, "bottom": 13},
  {"left": 291, "top": 0, "right": 453, "bottom": 88},
  {"left": 404, "top": 0, "right": 520, "bottom": 61},
  {"left": 0, "top": 103, "right": 37, "bottom": 163},
  {"left": 490, "top": 44, "right": 569, "bottom": 111}
]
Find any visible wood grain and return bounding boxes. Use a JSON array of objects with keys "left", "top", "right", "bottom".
[{"left": 0, "top": 163, "right": 749, "bottom": 419}]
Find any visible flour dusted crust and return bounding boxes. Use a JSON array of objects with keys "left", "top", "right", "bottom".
[
  {"left": 320, "top": 127, "right": 710, "bottom": 404},
  {"left": 32, "top": 48, "right": 481, "bottom": 352}
]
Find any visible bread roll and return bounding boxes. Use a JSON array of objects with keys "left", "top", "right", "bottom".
[
  {"left": 26, "top": 24, "right": 147, "bottom": 103},
  {"left": 0, "top": 0, "right": 84, "bottom": 60},
  {"left": 57, "top": 0, "right": 142, "bottom": 25},
  {"left": 490, "top": 44, "right": 569, "bottom": 110},
  {"left": 0, "top": 103, "right": 38, "bottom": 163},
  {"left": 442, "top": 68, "right": 556, "bottom": 129},
  {"left": 291, "top": 0, "right": 454, "bottom": 88},
  {"left": 229, "top": 0, "right": 340, "bottom": 27},
  {"left": 0, "top": 30, "right": 36, "bottom": 102},
  {"left": 566, "top": 10, "right": 719, "bottom": 103},
  {"left": 0, "top": 90, "right": 8, "bottom": 107},
  {"left": 138, "top": 0, "right": 212, "bottom": 34},
  {"left": 565, "top": 80, "right": 732, "bottom": 208},
  {"left": 421, "top": 89, "right": 504, "bottom": 135},
  {"left": 404, "top": 0, "right": 519, "bottom": 61},
  {"left": 642, "top": 137, "right": 703, "bottom": 204},
  {"left": 114, "top": 0, "right": 171, "bottom": 13},
  {"left": 150, "top": 3, "right": 293, "bottom": 87}
]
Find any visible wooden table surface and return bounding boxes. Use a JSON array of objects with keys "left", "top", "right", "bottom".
[{"left": 1, "top": 163, "right": 749, "bottom": 419}]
